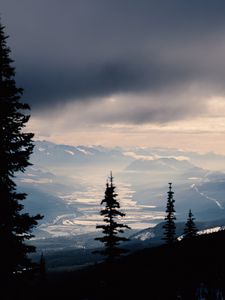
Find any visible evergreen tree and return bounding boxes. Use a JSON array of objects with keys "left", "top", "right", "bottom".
[
  {"left": 95, "top": 172, "right": 130, "bottom": 261},
  {"left": 183, "top": 209, "right": 198, "bottom": 239},
  {"left": 0, "top": 23, "right": 42, "bottom": 278},
  {"left": 163, "top": 183, "right": 176, "bottom": 244}
]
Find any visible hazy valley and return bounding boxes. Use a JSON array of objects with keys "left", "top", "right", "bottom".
[{"left": 14, "top": 140, "right": 225, "bottom": 269}]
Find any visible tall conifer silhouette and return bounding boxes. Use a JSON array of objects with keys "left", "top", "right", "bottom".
[
  {"left": 163, "top": 183, "right": 176, "bottom": 244},
  {"left": 0, "top": 22, "right": 42, "bottom": 278},
  {"left": 95, "top": 172, "right": 130, "bottom": 261},
  {"left": 183, "top": 209, "right": 198, "bottom": 239}
]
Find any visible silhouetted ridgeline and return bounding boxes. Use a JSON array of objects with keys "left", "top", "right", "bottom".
[{"left": 5, "top": 229, "right": 225, "bottom": 300}]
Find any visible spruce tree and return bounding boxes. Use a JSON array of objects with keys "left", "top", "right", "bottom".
[
  {"left": 0, "top": 23, "right": 42, "bottom": 278},
  {"left": 95, "top": 172, "right": 130, "bottom": 261},
  {"left": 163, "top": 183, "right": 176, "bottom": 245},
  {"left": 183, "top": 209, "right": 198, "bottom": 239}
]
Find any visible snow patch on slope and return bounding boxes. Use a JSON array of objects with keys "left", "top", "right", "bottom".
[
  {"left": 76, "top": 147, "right": 93, "bottom": 155},
  {"left": 64, "top": 150, "right": 74, "bottom": 155},
  {"left": 191, "top": 184, "right": 224, "bottom": 209}
]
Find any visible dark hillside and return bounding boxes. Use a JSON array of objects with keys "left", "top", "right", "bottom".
[{"left": 6, "top": 230, "right": 225, "bottom": 300}]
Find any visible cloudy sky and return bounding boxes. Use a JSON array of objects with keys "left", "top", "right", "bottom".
[{"left": 2, "top": 0, "right": 225, "bottom": 153}]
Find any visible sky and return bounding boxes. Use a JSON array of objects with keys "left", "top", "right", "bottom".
[{"left": 2, "top": 0, "right": 225, "bottom": 153}]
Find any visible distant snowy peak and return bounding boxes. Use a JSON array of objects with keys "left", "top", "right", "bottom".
[
  {"left": 30, "top": 141, "right": 133, "bottom": 171},
  {"left": 64, "top": 150, "right": 74, "bottom": 155},
  {"left": 63, "top": 146, "right": 95, "bottom": 156},
  {"left": 32, "top": 141, "right": 130, "bottom": 165},
  {"left": 32, "top": 140, "right": 225, "bottom": 174},
  {"left": 34, "top": 141, "right": 108, "bottom": 156},
  {"left": 123, "top": 151, "right": 190, "bottom": 162},
  {"left": 125, "top": 157, "right": 197, "bottom": 172},
  {"left": 76, "top": 147, "right": 93, "bottom": 155}
]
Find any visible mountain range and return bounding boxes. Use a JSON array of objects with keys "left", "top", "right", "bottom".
[{"left": 15, "top": 140, "right": 225, "bottom": 258}]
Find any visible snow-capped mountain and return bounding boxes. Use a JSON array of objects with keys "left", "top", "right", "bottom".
[
  {"left": 126, "top": 157, "right": 197, "bottom": 172},
  {"left": 31, "top": 140, "right": 133, "bottom": 173},
  {"left": 131, "top": 218, "right": 225, "bottom": 246},
  {"left": 17, "top": 140, "right": 225, "bottom": 241}
]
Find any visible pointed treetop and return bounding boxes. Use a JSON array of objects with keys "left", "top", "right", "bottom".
[
  {"left": 109, "top": 171, "right": 113, "bottom": 187},
  {"left": 183, "top": 208, "right": 198, "bottom": 239},
  {"left": 168, "top": 182, "right": 174, "bottom": 195}
]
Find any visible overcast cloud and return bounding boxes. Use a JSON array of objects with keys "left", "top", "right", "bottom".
[{"left": 2, "top": 0, "right": 225, "bottom": 124}]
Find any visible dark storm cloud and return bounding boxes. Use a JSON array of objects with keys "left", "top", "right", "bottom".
[
  {"left": 2, "top": 0, "right": 225, "bottom": 119},
  {"left": 18, "top": 58, "right": 196, "bottom": 110}
]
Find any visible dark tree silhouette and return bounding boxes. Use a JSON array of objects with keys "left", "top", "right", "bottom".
[
  {"left": 0, "top": 23, "right": 42, "bottom": 278},
  {"left": 183, "top": 209, "right": 198, "bottom": 239},
  {"left": 95, "top": 172, "right": 130, "bottom": 261},
  {"left": 163, "top": 183, "right": 176, "bottom": 244}
]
